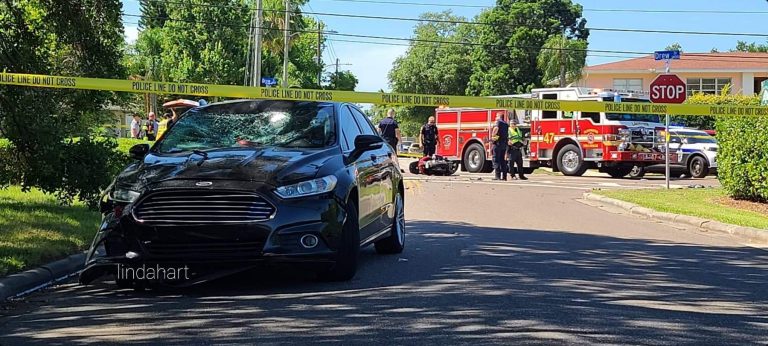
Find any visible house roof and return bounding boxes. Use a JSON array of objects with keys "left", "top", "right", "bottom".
[{"left": 585, "top": 52, "right": 768, "bottom": 72}]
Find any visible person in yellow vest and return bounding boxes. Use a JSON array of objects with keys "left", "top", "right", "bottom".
[
  {"left": 157, "top": 111, "right": 173, "bottom": 139},
  {"left": 507, "top": 120, "right": 528, "bottom": 180}
]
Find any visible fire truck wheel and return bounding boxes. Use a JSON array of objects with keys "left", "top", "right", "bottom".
[
  {"left": 556, "top": 144, "right": 587, "bottom": 176},
  {"left": 629, "top": 165, "right": 645, "bottom": 179},
  {"left": 607, "top": 165, "right": 633, "bottom": 178},
  {"left": 463, "top": 143, "right": 486, "bottom": 173}
]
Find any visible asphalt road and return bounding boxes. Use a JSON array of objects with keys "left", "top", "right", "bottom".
[{"left": 2, "top": 174, "right": 766, "bottom": 345}]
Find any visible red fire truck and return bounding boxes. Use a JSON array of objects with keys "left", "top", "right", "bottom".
[{"left": 435, "top": 87, "right": 678, "bottom": 178}]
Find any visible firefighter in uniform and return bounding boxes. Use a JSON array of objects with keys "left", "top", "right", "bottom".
[
  {"left": 491, "top": 112, "right": 509, "bottom": 181},
  {"left": 507, "top": 120, "right": 528, "bottom": 180}
]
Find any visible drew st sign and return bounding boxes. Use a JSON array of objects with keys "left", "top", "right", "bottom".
[{"left": 650, "top": 74, "right": 687, "bottom": 104}]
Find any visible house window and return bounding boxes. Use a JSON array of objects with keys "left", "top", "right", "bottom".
[
  {"left": 687, "top": 78, "right": 731, "bottom": 95},
  {"left": 613, "top": 78, "right": 643, "bottom": 91}
]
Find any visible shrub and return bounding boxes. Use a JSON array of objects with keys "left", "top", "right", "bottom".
[
  {"left": 0, "top": 136, "right": 139, "bottom": 209},
  {"left": 716, "top": 115, "right": 768, "bottom": 202}
]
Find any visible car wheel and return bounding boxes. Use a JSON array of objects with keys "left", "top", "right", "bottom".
[
  {"left": 318, "top": 200, "right": 360, "bottom": 281},
  {"left": 463, "top": 143, "right": 486, "bottom": 173},
  {"left": 689, "top": 156, "right": 709, "bottom": 179},
  {"left": 375, "top": 192, "right": 405, "bottom": 254},
  {"left": 629, "top": 165, "right": 645, "bottom": 179},
  {"left": 607, "top": 165, "right": 633, "bottom": 179},
  {"left": 556, "top": 144, "right": 587, "bottom": 176}
]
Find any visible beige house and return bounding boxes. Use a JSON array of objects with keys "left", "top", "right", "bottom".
[{"left": 576, "top": 52, "right": 768, "bottom": 96}]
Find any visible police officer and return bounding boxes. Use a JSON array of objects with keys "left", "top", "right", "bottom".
[
  {"left": 378, "top": 108, "right": 401, "bottom": 151},
  {"left": 145, "top": 112, "right": 159, "bottom": 141},
  {"left": 420, "top": 116, "right": 438, "bottom": 157},
  {"left": 507, "top": 119, "right": 528, "bottom": 180},
  {"left": 491, "top": 112, "right": 509, "bottom": 181}
]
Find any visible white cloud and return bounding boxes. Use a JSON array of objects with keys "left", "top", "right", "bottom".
[
  {"left": 124, "top": 25, "right": 139, "bottom": 44},
  {"left": 331, "top": 44, "right": 408, "bottom": 93}
]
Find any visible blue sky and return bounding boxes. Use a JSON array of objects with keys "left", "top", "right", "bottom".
[{"left": 121, "top": 0, "right": 768, "bottom": 92}]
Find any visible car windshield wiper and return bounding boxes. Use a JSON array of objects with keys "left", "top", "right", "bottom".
[{"left": 192, "top": 149, "right": 209, "bottom": 166}]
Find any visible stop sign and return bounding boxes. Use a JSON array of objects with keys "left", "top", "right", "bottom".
[{"left": 650, "top": 74, "right": 687, "bottom": 103}]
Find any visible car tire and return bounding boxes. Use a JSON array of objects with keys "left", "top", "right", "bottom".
[
  {"left": 607, "top": 165, "right": 633, "bottom": 179},
  {"left": 318, "top": 200, "right": 360, "bottom": 281},
  {"left": 556, "top": 144, "right": 587, "bottom": 176},
  {"left": 463, "top": 143, "right": 486, "bottom": 173},
  {"left": 629, "top": 165, "right": 645, "bottom": 179},
  {"left": 375, "top": 192, "right": 405, "bottom": 254},
  {"left": 689, "top": 156, "right": 709, "bottom": 179}
]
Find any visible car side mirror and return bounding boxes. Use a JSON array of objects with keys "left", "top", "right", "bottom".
[
  {"left": 347, "top": 135, "right": 384, "bottom": 163},
  {"left": 354, "top": 134, "right": 384, "bottom": 152},
  {"left": 129, "top": 144, "right": 150, "bottom": 160}
]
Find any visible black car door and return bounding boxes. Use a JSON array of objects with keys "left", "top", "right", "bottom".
[
  {"left": 338, "top": 105, "right": 380, "bottom": 241},
  {"left": 349, "top": 105, "right": 393, "bottom": 234}
]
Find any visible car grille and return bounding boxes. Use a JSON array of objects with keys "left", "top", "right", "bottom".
[
  {"left": 144, "top": 241, "right": 265, "bottom": 261},
  {"left": 133, "top": 190, "right": 275, "bottom": 225}
]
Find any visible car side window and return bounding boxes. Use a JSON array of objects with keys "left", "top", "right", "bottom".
[
  {"left": 339, "top": 106, "right": 361, "bottom": 152},
  {"left": 348, "top": 106, "right": 377, "bottom": 136}
]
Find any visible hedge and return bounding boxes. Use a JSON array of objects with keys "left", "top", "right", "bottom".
[{"left": 716, "top": 114, "right": 768, "bottom": 202}]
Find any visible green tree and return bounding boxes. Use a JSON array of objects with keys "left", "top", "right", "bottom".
[
  {"left": 537, "top": 34, "right": 587, "bottom": 87},
  {"left": 665, "top": 42, "right": 683, "bottom": 52},
  {"left": 388, "top": 11, "right": 475, "bottom": 127},
  {"left": 325, "top": 70, "right": 358, "bottom": 91},
  {"left": 467, "top": 0, "right": 588, "bottom": 96},
  {"left": 732, "top": 40, "right": 768, "bottom": 52},
  {"left": 138, "top": 0, "right": 168, "bottom": 29},
  {"left": 160, "top": 0, "right": 251, "bottom": 86},
  {"left": 129, "top": 0, "right": 339, "bottom": 90},
  {"left": 0, "top": 0, "right": 127, "bottom": 206}
]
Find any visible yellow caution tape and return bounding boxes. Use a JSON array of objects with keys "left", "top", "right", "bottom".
[{"left": 2, "top": 72, "right": 768, "bottom": 117}]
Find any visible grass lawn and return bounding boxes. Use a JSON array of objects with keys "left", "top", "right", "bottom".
[
  {"left": 0, "top": 186, "right": 100, "bottom": 277},
  {"left": 595, "top": 188, "right": 768, "bottom": 230},
  {"left": 116, "top": 138, "right": 153, "bottom": 154}
]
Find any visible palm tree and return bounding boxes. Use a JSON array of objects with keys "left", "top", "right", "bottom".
[{"left": 537, "top": 35, "right": 588, "bottom": 87}]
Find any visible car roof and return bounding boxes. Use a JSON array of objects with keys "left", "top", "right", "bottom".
[{"left": 196, "top": 99, "right": 337, "bottom": 111}]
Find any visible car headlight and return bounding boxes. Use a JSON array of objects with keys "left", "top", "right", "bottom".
[
  {"left": 706, "top": 147, "right": 718, "bottom": 152},
  {"left": 110, "top": 187, "right": 141, "bottom": 203},
  {"left": 275, "top": 176, "right": 338, "bottom": 199}
]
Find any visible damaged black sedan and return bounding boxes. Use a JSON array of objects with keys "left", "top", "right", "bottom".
[{"left": 80, "top": 100, "right": 405, "bottom": 288}]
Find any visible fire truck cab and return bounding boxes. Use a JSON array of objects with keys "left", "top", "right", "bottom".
[{"left": 435, "top": 87, "right": 677, "bottom": 178}]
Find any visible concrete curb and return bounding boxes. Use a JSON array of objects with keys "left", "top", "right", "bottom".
[
  {"left": 0, "top": 252, "right": 86, "bottom": 301},
  {"left": 583, "top": 192, "right": 768, "bottom": 245}
]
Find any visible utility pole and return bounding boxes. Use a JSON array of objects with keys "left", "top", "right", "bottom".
[
  {"left": 282, "top": 0, "right": 291, "bottom": 88},
  {"left": 334, "top": 58, "right": 339, "bottom": 89},
  {"left": 252, "top": 0, "right": 264, "bottom": 87},
  {"left": 559, "top": 29, "right": 566, "bottom": 87},
  {"left": 317, "top": 22, "right": 322, "bottom": 87}
]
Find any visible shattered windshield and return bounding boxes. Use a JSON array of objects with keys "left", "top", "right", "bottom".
[{"left": 157, "top": 101, "right": 336, "bottom": 153}]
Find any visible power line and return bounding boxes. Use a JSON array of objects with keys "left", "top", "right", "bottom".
[
  {"left": 122, "top": 5, "right": 768, "bottom": 39},
  {"left": 122, "top": 22, "right": 767, "bottom": 65},
  {"left": 324, "top": 0, "right": 768, "bottom": 14}
]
